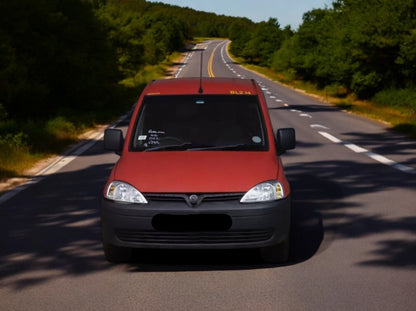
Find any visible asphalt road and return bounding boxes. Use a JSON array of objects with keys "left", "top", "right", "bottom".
[{"left": 1, "top": 40, "right": 415, "bottom": 311}]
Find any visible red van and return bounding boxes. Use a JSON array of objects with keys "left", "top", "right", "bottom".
[{"left": 101, "top": 78, "right": 295, "bottom": 263}]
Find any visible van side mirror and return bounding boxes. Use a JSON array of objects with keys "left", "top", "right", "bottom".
[
  {"left": 104, "top": 128, "right": 124, "bottom": 154},
  {"left": 276, "top": 128, "right": 296, "bottom": 155}
]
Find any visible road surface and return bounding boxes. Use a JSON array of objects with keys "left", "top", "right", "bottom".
[{"left": 1, "top": 40, "right": 415, "bottom": 311}]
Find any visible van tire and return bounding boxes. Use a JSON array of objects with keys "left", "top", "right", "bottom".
[{"left": 260, "top": 237, "right": 290, "bottom": 263}]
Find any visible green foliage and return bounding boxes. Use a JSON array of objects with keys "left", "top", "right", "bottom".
[
  {"left": 230, "top": 18, "right": 292, "bottom": 66},
  {"left": 0, "top": 141, "right": 32, "bottom": 179},
  {"left": 0, "top": 104, "right": 7, "bottom": 121},
  {"left": 0, "top": 0, "right": 259, "bottom": 126},
  {"left": 228, "top": 19, "right": 255, "bottom": 56},
  {"left": 0, "top": 132, "right": 28, "bottom": 149},
  {"left": 2, "top": 0, "right": 414, "bottom": 119},
  {"left": 351, "top": 72, "right": 383, "bottom": 98},
  {"left": 0, "top": 119, "right": 30, "bottom": 179},
  {"left": 0, "top": 0, "right": 121, "bottom": 120},
  {"left": 268, "top": 0, "right": 416, "bottom": 99},
  {"left": 324, "top": 84, "right": 348, "bottom": 98},
  {"left": 397, "top": 29, "right": 416, "bottom": 82},
  {"left": 94, "top": 0, "right": 237, "bottom": 74},
  {"left": 241, "top": 18, "right": 285, "bottom": 66},
  {"left": 45, "top": 117, "right": 78, "bottom": 141},
  {"left": 372, "top": 88, "right": 416, "bottom": 114}
]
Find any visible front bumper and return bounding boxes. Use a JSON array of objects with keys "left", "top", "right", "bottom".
[{"left": 100, "top": 194, "right": 291, "bottom": 250}]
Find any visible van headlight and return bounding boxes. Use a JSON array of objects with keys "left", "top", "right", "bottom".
[
  {"left": 240, "top": 181, "right": 285, "bottom": 203},
  {"left": 105, "top": 181, "right": 148, "bottom": 204}
]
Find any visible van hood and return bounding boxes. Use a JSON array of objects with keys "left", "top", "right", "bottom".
[{"left": 113, "top": 151, "right": 279, "bottom": 193}]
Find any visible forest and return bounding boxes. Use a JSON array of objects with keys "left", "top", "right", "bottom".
[{"left": 0, "top": 0, "right": 415, "bottom": 179}]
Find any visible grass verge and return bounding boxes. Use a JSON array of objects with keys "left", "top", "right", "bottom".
[{"left": 0, "top": 117, "right": 84, "bottom": 181}]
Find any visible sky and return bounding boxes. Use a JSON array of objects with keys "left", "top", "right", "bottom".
[{"left": 147, "top": 0, "right": 334, "bottom": 29}]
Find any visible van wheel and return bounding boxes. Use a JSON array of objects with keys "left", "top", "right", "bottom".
[
  {"left": 103, "top": 241, "right": 132, "bottom": 263},
  {"left": 260, "top": 237, "right": 290, "bottom": 263}
]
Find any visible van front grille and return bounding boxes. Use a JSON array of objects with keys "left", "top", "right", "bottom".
[
  {"left": 145, "top": 193, "right": 244, "bottom": 207},
  {"left": 116, "top": 229, "right": 273, "bottom": 245}
]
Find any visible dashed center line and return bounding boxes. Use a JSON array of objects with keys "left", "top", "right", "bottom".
[
  {"left": 311, "top": 124, "right": 329, "bottom": 130},
  {"left": 318, "top": 131, "right": 341, "bottom": 143},
  {"left": 318, "top": 131, "right": 415, "bottom": 174},
  {"left": 344, "top": 143, "right": 368, "bottom": 153}
]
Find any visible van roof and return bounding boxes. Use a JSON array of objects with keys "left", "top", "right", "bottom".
[{"left": 143, "top": 78, "right": 259, "bottom": 96}]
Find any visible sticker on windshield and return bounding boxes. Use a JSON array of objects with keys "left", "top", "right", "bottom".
[
  {"left": 252, "top": 136, "right": 262, "bottom": 143},
  {"left": 147, "top": 129, "right": 165, "bottom": 145},
  {"left": 138, "top": 135, "right": 147, "bottom": 140}
]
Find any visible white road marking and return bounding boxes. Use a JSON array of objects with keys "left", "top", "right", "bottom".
[
  {"left": 311, "top": 124, "right": 329, "bottom": 130},
  {"left": 367, "top": 152, "right": 396, "bottom": 166},
  {"left": 344, "top": 143, "right": 368, "bottom": 153},
  {"left": 319, "top": 131, "right": 342, "bottom": 143},
  {"left": 393, "top": 163, "right": 416, "bottom": 173},
  {"left": 318, "top": 131, "right": 415, "bottom": 174}
]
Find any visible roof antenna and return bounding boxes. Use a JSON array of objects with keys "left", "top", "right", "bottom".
[{"left": 198, "top": 51, "right": 204, "bottom": 93}]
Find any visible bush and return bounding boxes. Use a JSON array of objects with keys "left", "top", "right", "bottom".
[
  {"left": 372, "top": 88, "right": 416, "bottom": 114},
  {"left": 324, "top": 84, "right": 348, "bottom": 98},
  {"left": 351, "top": 72, "right": 382, "bottom": 98},
  {"left": 0, "top": 130, "right": 31, "bottom": 179},
  {"left": 0, "top": 132, "right": 28, "bottom": 149},
  {"left": 0, "top": 103, "right": 7, "bottom": 121},
  {"left": 45, "top": 117, "right": 78, "bottom": 140}
]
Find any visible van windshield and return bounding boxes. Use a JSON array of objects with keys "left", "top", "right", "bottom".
[{"left": 130, "top": 95, "right": 268, "bottom": 152}]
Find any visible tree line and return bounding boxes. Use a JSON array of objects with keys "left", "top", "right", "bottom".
[
  {"left": 230, "top": 1, "right": 415, "bottom": 106},
  {"left": 270, "top": 0, "right": 416, "bottom": 101},
  {"left": 1, "top": 0, "right": 414, "bottom": 128},
  {"left": 0, "top": 0, "right": 252, "bottom": 122}
]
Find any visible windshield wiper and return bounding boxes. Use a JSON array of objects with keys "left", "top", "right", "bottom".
[
  {"left": 144, "top": 142, "right": 193, "bottom": 152},
  {"left": 144, "top": 143, "right": 257, "bottom": 152},
  {"left": 191, "top": 144, "right": 249, "bottom": 151}
]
